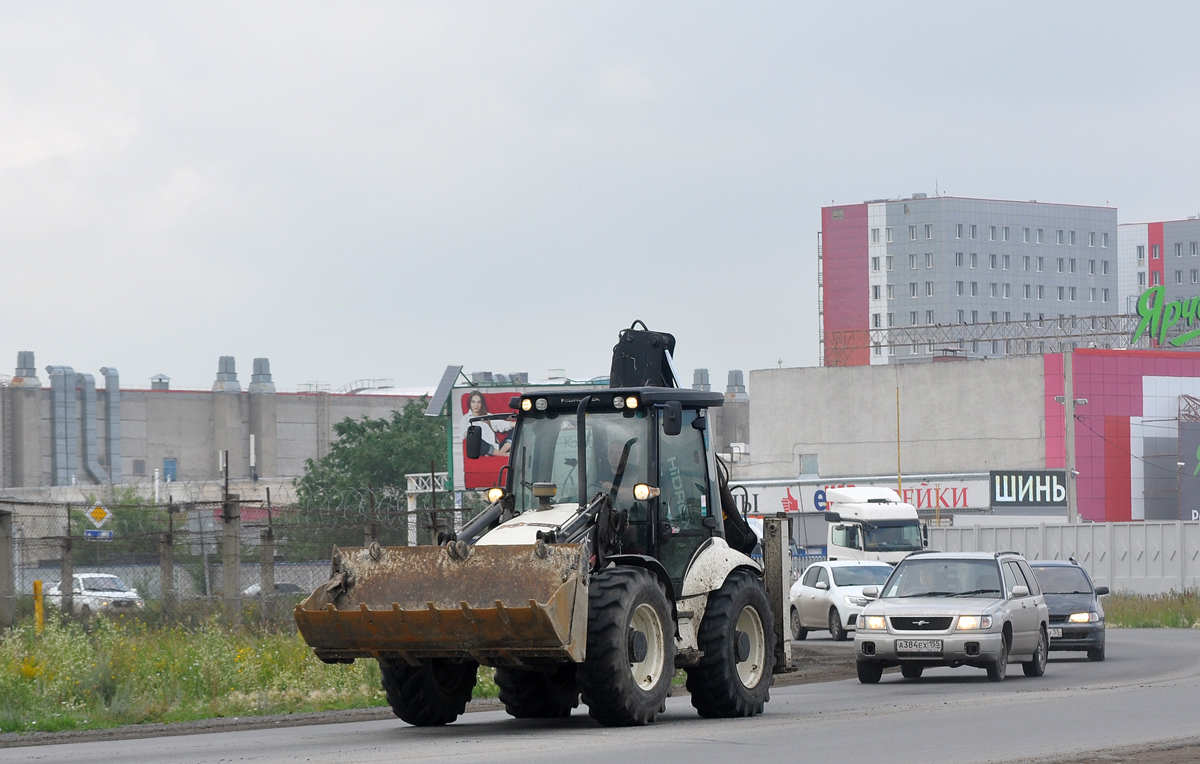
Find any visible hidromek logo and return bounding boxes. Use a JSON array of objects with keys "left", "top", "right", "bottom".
[{"left": 1131, "top": 286, "right": 1200, "bottom": 347}]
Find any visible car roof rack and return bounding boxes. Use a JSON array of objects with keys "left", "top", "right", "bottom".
[
  {"left": 1068, "top": 556, "right": 1079, "bottom": 565},
  {"left": 993, "top": 550, "right": 1020, "bottom": 558},
  {"left": 904, "top": 549, "right": 940, "bottom": 557}
]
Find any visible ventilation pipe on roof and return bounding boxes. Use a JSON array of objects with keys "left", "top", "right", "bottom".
[
  {"left": 77, "top": 373, "right": 109, "bottom": 484},
  {"left": 46, "top": 366, "right": 78, "bottom": 486},
  {"left": 100, "top": 367, "right": 121, "bottom": 483}
]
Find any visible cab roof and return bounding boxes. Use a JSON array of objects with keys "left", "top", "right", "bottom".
[{"left": 513, "top": 387, "right": 724, "bottom": 411}]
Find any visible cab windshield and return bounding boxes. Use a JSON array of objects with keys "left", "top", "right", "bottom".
[
  {"left": 509, "top": 409, "right": 649, "bottom": 513},
  {"left": 863, "top": 520, "right": 924, "bottom": 552},
  {"left": 1032, "top": 566, "right": 1092, "bottom": 594},
  {"left": 85, "top": 576, "right": 130, "bottom": 593},
  {"left": 881, "top": 559, "right": 1002, "bottom": 598}
]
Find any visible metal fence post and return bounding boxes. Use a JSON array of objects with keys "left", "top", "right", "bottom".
[
  {"left": 260, "top": 527, "right": 274, "bottom": 623},
  {"left": 159, "top": 529, "right": 174, "bottom": 618},
  {"left": 0, "top": 510, "right": 13, "bottom": 629},
  {"left": 60, "top": 530, "right": 73, "bottom": 617},
  {"left": 222, "top": 491, "right": 241, "bottom": 626},
  {"left": 763, "top": 514, "right": 791, "bottom": 671}
]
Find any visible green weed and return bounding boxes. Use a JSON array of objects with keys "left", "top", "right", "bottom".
[{"left": 1104, "top": 590, "right": 1200, "bottom": 628}]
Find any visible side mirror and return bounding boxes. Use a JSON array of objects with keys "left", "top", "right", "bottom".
[
  {"left": 862, "top": 586, "right": 879, "bottom": 599},
  {"left": 662, "top": 401, "right": 683, "bottom": 436},
  {"left": 815, "top": 581, "right": 829, "bottom": 591},
  {"left": 1095, "top": 585, "right": 1110, "bottom": 596},
  {"left": 823, "top": 512, "right": 842, "bottom": 523},
  {"left": 465, "top": 425, "right": 483, "bottom": 459},
  {"left": 1009, "top": 585, "right": 1030, "bottom": 598}
]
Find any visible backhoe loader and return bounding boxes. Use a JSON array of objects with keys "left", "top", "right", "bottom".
[{"left": 294, "top": 323, "right": 776, "bottom": 727}]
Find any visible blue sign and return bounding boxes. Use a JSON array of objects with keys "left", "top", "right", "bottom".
[{"left": 84, "top": 529, "right": 114, "bottom": 541}]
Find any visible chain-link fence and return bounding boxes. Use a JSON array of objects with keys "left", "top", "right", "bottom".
[{"left": 1, "top": 477, "right": 490, "bottom": 628}]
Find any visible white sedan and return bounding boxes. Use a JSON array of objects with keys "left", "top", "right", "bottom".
[{"left": 790, "top": 560, "right": 894, "bottom": 641}]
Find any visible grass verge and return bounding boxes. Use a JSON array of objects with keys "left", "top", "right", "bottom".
[
  {"left": 0, "top": 616, "right": 498, "bottom": 735},
  {"left": 1103, "top": 590, "right": 1200, "bottom": 628}
]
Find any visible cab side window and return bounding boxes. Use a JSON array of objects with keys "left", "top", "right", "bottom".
[
  {"left": 657, "top": 409, "right": 711, "bottom": 584},
  {"left": 1003, "top": 562, "right": 1030, "bottom": 596},
  {"left": 72, "top": 579, "right": 82, "bottom": 593},
  {"left": 802, "top": 566, "right": 820, "bottom": 588},
  {"left": 815, "top": 567, "right": 830, "bottom": 588},
  {"left": 1016, "top": 561, "right": 1041, "bottom": 596},
  {"left": 832, "top": 525, "right": 860, "bottom": 549}
]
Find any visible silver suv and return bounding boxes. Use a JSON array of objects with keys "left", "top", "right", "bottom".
[{"left": 854, "top": 551, "right": 1049, "bottom": 683}]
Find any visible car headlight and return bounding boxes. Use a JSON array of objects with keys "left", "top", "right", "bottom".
[
  {"left": 956, "top": 615, "right": 993, "bottom": 630},
  {"left": 844, "top": 595, "right": 869, "bottom": 607},
  {"left": 859, "top": 615, "right": 887, "bottom": 630},
  {"left": 1069, "top": 612, "right": 1099, "bottom": 623}
]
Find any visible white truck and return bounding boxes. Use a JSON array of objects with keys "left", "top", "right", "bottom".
[{"left": 821, "top": 487, "right": 925, "bottom": 564}]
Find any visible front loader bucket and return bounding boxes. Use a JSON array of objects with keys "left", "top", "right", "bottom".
[{"left": 294, "top": 541, "right": 588, "bottom": 666}]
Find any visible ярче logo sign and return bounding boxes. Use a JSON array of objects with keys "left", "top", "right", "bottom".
[
  {"left": 990, "top": 470, "right": 1067, "bottom": 508},
  {"left": 1131, "top": 286, "right": 1200, "bottom": 347}
]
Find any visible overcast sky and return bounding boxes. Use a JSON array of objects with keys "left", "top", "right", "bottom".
[{"left": 3, "top": 2, "right": 1199, "bottom": 392}]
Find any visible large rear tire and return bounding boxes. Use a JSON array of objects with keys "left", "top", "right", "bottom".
[
  {"left": 579, "top": 567, "right": 675, "bottom": 726},
  {"left": 379, "top": 659, "right": 478, "bottom": 726},
  {"left": 495, "top": 664, "right": 579, "bottom": 718},
  {"left": 686, "top": 569, "right": 775, "bottom": 718}
]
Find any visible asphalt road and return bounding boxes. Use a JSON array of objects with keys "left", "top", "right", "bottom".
[{"left": 3, "top": 629, "right": 1198, "bottom": 764}]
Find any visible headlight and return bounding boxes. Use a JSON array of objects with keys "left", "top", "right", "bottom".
[
  {"left": 1069, "top": 612, "right": 1099, "bottom": 623},
  {"left": 534, "top": 398, "right": 548, "bottom": 411},
  {"left": 860, "top": 615, "right": 887, "bottom": 630},
  {"left": 632, "top": 483, "right": 660, "bottom": 501},
  {"left": 624, "top": 396, "right": 639, "bottom": 409},
  {"left": 613, "top": 395, "right": 625, "bottom": 409},
  {"left": 844, "top": 595, "right": 869, "bottom": 607},
  {"left": 956, "top": 615, "right": 993, "bottom": 630},
  {"left": 486, "top": 487, "right": 505, "bottom": 503},
  {"left": 520, "top": 398, "right": 533, "bottom": 412}
]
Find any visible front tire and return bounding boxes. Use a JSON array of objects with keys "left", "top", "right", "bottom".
[
  {"left": 686, "top": 570, "right": 775, "bottom": 718},
  {"left": 856, "top": 661, "right": 883, "bottom": 684},
  {"left": 1023, "top": 628, "right": 1048, "bottom": 677},
  {"left": 379, "top": 659, "right": 478, "bottom": 726},
  {"left": 790, "top": 606, "right": 808, "bottom": 641},
  {"left": 828, "top": 608, "right": 848, "bottom": 641},
  {"left": 579, "top": 567, "right": 675, "bottom": 727},
  {"left": 1087, "top": 643, "right": 1106, "bottom": 662},
  {"left": 900, "top": 663, "right": 923, "bottom": 679},
  {"left": 495, "top": 665, "right": 579, "bottom": 718},
  {"left": 986, "top": 633, "right": 1009, "bottom": 682}
]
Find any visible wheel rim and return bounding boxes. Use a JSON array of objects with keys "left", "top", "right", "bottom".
[
  {"left": 629, "top": 603, "right": 665, "bottom": 690},
  {"left": 790, "top": 607, "right": 801, "bottom": 638},
  {"left": 1038, "top": 633, "right": 1047, "bottom": 671},
  {"left": 735, "top": 605, "right": 766, "bottom": 688}
]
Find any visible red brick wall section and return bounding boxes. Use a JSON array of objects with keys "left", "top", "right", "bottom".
[{"left": 821, "top": 203, "right": 869, "bottom": 366}]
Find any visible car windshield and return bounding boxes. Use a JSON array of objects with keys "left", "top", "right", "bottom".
[
  {"left": 832, "top": 566, "right": 893, "bottom": 587},
  {"left": 862, "top": 520, "right": 924, "bottom": 552},
  {"left": 510, "top": 410, "right": 649, "bottom": 512},
  {"left": 881, "top": 559, "right": 1002, "bottom": 598},
  {"left": 1032, "top": 566, "right": 1092, "bottom": 594},
  {"left": 85, "top": 576, "right": 130, "bottom": 593}
]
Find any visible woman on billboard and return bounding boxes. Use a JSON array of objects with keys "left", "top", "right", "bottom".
[{"left": 463, "top": 390, "right": 513, "bottom": 457}]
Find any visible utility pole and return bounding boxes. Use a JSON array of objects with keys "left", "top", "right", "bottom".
[
  {"left": 221, "top": 449, "right": 241, "bottom": 625},
  {"left": 1060, "top": 350, "right": 1088, "bottom": 523}
]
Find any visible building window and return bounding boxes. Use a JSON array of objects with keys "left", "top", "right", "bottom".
[
  {"left": 163, "top": 458, "right": 178, "bottom": 482},
  {"left": 1193, "top": 242, "right": 1199, "bottom": 257},
  {"left": 1037, "top": 285, "right": 1044, "bottom": 300},
  {"left": 1003, "top": 254, "right": 1010, "bottom": 270},
  {"left": 1069, "top": 230, "right": 1076, "bottom": 246},
  {"left": 1103, "top": 288, "right": 1109, "bottom": 302},
  {"left": 970, "top": 252, "right": 978, "bottom": 268},
  {"left": 872, "top": 284, "right": 881, "bottom": 299},
  {"left": 957, "top": 309, "right": 964, "bottom": 323},
  {"left": 925, "top": 252, "right": 933, "bottom": 268},
  {"left": 1089, "top": 287, "right": 1096, "bottom": 302},
  {"left": 1069, "top": 258, "right": 1076, "bottom": 274},
  {"left": 1003, "top": 226, "right": 1010, "bottom": 242},
  {"left": 1153, "top": 244, "right": 1160, "bottom": 258},
  {"left": 1102, "top": 232, "right": 1109, "bottom": 247},
  {"left": 911, "top": 344, "right": 920, "bottom": 355},
  {"left": 990, "top": 225, "right": 997, "bottom": 241},
  {"left": 1037, "top": 228, "right": 1044, "bottom": 244},
  {"left": 1137, "top": 245, "right": 1145, "bottom": 260},
  {"left": 1023, "top": 284, "right": 1030, "bottom": 299},
  {"left": 1057, "top": 257, "right": 1064, "bottom": 273},
  {"left": 1070, "top": 286, "right": 1076, "bottom": 301},
  {"left": 1153, "top": 271, "right": 1161, "bottom": 285},
  {"left": 1003, "top": 283, "right": 1011, "bottom": 298},
  {"left": 925, "top": 223, "right": 933, "bottom": 239},
  {"left": 871, "top": 228, "right": 880, "bottom": 243},
  {"left": 1193, "top": 270, "right": 1198, "bottom": 284},
  {"left": 989, "top": 253, "right": 997, "bottom": 270},
  {"left": 909, "top": 253, "right": 917, "bottom": 269},
  {"left": 887, "top": 312, "right": 894, "bottom": 326},
  {"left": 1023, "top": 227, "right": 1031, "bottom": 243},
  {"left": 1089, "top": 259, "right": 1095, "bottom": 275},
  {"left": 926, "top": 281, "right": 934, "bottom": 296},
  {"left": 1178, "top": 243, "right": 1184, "bottom": 257},
  {"left": 1102, "top": 260, "right": 1108, "bottom": 275},
  {"left": 990, "top": 311, "right": 998, "bottom": 322},
  {"left": 910, "top": 311, "right": 918, "bottom": 325},
  {"left": 873, "top": 343, "right": 882, "bottom": 356},
  {"left": 1037, "top": 256, "right": 1044, "bottom": 272},
  {"left": 886, "top": 255, "right": 894, "bottom": 271},
  {"left": 910, "top": 282, "right": 918, "bottom": 297},
  {"left": 1056, "top": 230, "right": 1064, "bottom": 245},
  {"left": 926, "top": 309, "right": 934, "bottom": 324},
  {"left": 1058, "top": 286, "right": 1065, "bottom": 301},
  {"left": 956, "top": 281, "right": 964, "bottom": 296},
  {"left": 887, "top": 284, "right": 894, "bottom": 298},
  {"left": 1138, "top": 271, "right": 1145, "bottom": 286},
  {"left": 873, "top": 313, "right": 881, "bottom": 328},
  {"left": 968, "top": 224, "right": 976, "bottom": 239},
  {"left": 132, "top": 459, "right": 146, "bottom": 476},
  {"left": 956, "top": 223, "right": 963, "bottom": 239},
  {"left": 1023, "top": 255, "right": 1030, "bottom": 270},
  {"left": 909, "top": 225, "right": 917, "bottom": 241},
  {"left": 872, "top": 256, "right": 880, "bottom": 271},
  {"left": 990, "top": 282, "right": 998, "bottom": 297},
  {"left": 955, "top": 252, "right": 964, "bottom": 267},
  {"left": 1089, "top": 231, "right": 1096, "bottom": 247},
  {"left": 831, "top": 209, "right": 844, "bottom": 220},
  {"left": 971, "top": 310, "right": 978, "bottom": 323},
  {"left": 1177, "top": 270, "right": 1184, "bottom": 284},
  {"left": 1004, "top": 311, "right": 1011, "bottom": 322},
  {"left": 971, "top": 281, "right": 978, "bottom": 297}
]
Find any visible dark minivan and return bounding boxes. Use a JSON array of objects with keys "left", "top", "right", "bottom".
[{"left": 1028, "top": 559, "right": 1107, "bottom": 661}]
